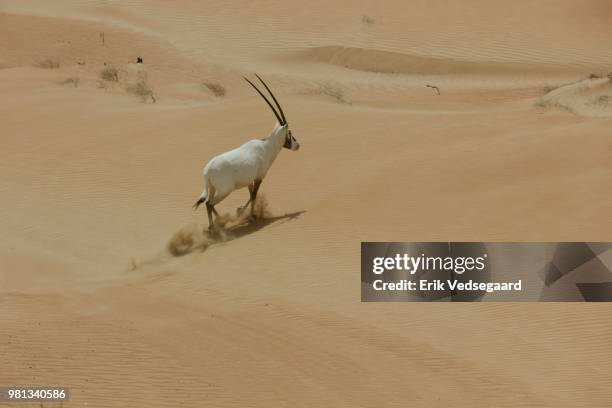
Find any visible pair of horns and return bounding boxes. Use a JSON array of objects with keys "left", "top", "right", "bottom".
[{"left": 243, "top": 74, "right": 287, "bottom": 125}]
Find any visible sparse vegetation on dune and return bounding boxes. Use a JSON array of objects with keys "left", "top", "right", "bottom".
[
  {"left": 298, "top": 82, "right": 348, "bottom": 103},
  {"left": 583, "top": 73, "right": 612, "bottom": 82},
  {"left": 100, "top": 65, "right": 119, "bottom": 82},
  {"left": 35, "top": 58, "right": 60, "bottom": 69},
  {"left": 59, "top": 77, "right": 80, "bottom": 88},
  {"left": 536, "top": 74, "right": 612, "bottom": 116},
  {"left": 362, "top": 15, "right": 375, "bottom": 25},
  {"left": 541, "top": 72, "right": 612, "bottom": 96},
  {"left": 96, "top": 63, "right": 157, "bottom": 103},
  {"left": 535, "top": 97, "right": 577, "bottom": 114},
  {"left": 126, "top": 80, "right": 156, "bottom": 103},
  {"left": 317, "top": 83, "right": 348, "bottom": 103},
  {"left": 203, "top": 81, "right": 226, "bottom": 97},
  {"left": 584, "top": 73, "right": 612, "bottom": 80}
]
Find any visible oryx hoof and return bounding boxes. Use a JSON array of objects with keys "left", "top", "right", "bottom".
[
  {"left": 207, "top": 224, "right": 221, "bottom": 237},
  {"left": 237, "top": 206, "right": 246, "bottom": 216}
]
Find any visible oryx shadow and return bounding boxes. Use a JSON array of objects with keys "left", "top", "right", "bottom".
[
  {"left": 210, "top": 210, "right": 306, "bottom": 241},
  {"left": 168, "top": 210, "right": 306, "bottom": 258}
]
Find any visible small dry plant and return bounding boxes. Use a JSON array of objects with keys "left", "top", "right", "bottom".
[
  {"left": 60, "top": 77, "right": 80, "bottom": 88},
  {"left": 362, "top": 15, "right": 375, "bottom": 25},
  {"left": 203, "top": 81, "right": 226, "bottom": 97},
  {"left": 127, "top": 80, "right": 156, "bottom": 103},
  {"left": 35, "top": 58, "right": 60, "bottom": 69},
  {"left": 100, "top": 65, "right": 119, "bottom": 82},
  {"left": 318, "top": 83, "right": 347, "bottom": 103}
]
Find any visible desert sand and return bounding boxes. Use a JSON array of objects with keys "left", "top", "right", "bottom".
[{"left": 1, "top": 1, "right": 612, "bottom": 407}]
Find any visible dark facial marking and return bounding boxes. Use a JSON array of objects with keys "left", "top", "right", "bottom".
[{"left": 283, "top": 130, "right": 294, "bottom": 149}]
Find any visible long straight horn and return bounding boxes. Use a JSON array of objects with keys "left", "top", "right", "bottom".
[
  {"left": 243, "top": 76, "right": 284, "bottom": 125},
  {"left": 255, "top": 74, "right": 287, "bottom": 125}
]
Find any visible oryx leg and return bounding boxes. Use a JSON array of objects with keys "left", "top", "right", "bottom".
[
  {"left": 205, "top": 187, "right": 219, "bottom": 230},
  {"left": 206, "top": 189, "right": 232, "bottom": 230},
  {"left": 237, "top": 183, "right": 255, "bottom": 215},
  {"left": 205, "top": 201, "right": 215, "bottom": 230},
  {"left": 249, "top": 179, "right": 262, "bottom": 217}
]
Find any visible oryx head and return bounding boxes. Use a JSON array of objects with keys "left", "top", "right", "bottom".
[{"left": 244, "top": 74, "right": 300, "bottom": 151}]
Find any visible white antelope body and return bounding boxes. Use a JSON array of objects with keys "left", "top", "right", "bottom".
[{"left": 194, "top": 75, "right": 300, "bottom": 229}]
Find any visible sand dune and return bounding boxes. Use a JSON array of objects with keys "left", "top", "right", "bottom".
[
  {"left": 537, "top": 76, "right": 612, "bottom": 117},
  {"left": 2, "top": 1, "right": 612, "bottom": 407},
  {"left": 299, "top": 46, "right": 576, "bottom": 76}
]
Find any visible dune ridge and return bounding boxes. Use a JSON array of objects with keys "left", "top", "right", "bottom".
[{"left": 300, "top": 46, "right": 574, "bottom": 76}]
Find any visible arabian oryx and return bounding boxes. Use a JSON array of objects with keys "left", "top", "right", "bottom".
[{"left": 193, "top": 74, "right": 300, "bottom": 230}]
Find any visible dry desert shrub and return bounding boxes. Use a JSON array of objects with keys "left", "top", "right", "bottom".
[
  {"left": 203, "top": 81, "right": 226, "bottom": 97},
  {"left": 535, "top": 98, "right": 576, "bottom": 114},
  {"left": 35, "top": 58, "right": 60, "bottom": 69},
  {"left": 362, "top": 15, "right": 375, "bottom": 25},
  {"left": 60, "top": 77, "right": 80, "bottom": 88},
  {"left": 126, "top": 80, "right": 156, "bottom": 103},
  {"left": 100, "top": 65, "right": 119, "bottom": 82},
  {"left": 318, "top": 83, "right": 347, "bottom": 103}
]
